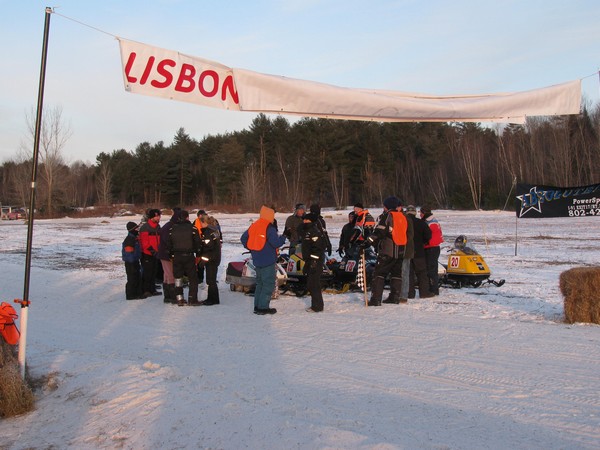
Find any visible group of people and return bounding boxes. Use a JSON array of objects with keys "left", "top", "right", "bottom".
[
  {"left": 121, "top": 208, "right": 222, "bottom": 306},
  {"left": 359, "top": 197, "right": 443, "bottom": 306},
  {"left": 239, "top": 198, "right": 443, "bottom": 314},
  {"left": 241, "top": 203, "right": 333, "bottom": 315},
  {"left": 121, "top": 198, "right": 444, "bottom": 313}
]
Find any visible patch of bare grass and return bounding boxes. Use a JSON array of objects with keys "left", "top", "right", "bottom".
[{"left": 0, "top": 340, "right": 34, "bottom": 418}]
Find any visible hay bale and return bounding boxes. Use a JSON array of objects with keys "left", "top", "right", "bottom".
[
  {"left": 559, "top": 267, "right": 600, "bottom": 324},
  {"left": 0, "top": 340, "right": 34, "bottom": 418}
]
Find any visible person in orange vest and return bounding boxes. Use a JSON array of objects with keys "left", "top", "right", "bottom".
[
  {"left": 241, "top": 205, "right": 287, "bottom": 315},
  {"left": 362, "top": 196, "right": 414, "bottom": 306},
  {"left": 349, "top": 203, "right": 376, "bottom": 246}
]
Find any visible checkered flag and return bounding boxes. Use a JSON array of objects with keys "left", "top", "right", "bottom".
[
  {"left": 357, "top": 248, "right": 368, "bottom": 306},
  {"left": 356, "top": 253, "right": 365, "bottom": 290}
]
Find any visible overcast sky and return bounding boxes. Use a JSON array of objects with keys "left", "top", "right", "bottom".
[{"left": 1, "top": 0, "right": 599, "bottom": 164}]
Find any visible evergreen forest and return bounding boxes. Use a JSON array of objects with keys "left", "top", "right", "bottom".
[{"left": 1, "top": 103, "right": 599, "bottom": 215}]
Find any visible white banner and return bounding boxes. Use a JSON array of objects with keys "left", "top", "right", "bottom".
[
  {"left": 118, "top": 38, "right": 581, "bottom": 123},
  {"left": 119, "top": 39, "right": 240, "bottom": 111}
]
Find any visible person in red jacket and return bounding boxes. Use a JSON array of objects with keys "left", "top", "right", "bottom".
[
  {"left": 421, "top": 206, "right": 444, "bottom": 295},
  {"left": 139, "top": 208, "right": 162, "bottom": 297}
]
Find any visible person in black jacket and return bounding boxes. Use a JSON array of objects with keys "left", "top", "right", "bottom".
[
  {"left": 196, "top": 212, "right": 222, "bottom": 305},
  {"left": 284, "top": 203, "right": 306, "bottom": 255},
  {"left": 406, "top": 205, "right": 434, "bottom": 299},
  {"left": 157, "top": 208, "right": 181, "bottom": 303},
  {"left": 301, "top": 213, "right": 327, "bottom": 312},
  {"left": 167, "top": 210, "right": 201, "bottom": 306},
  {"left": 362, "top": 197, "right": 414, "bottom": 306},
  {"left": 309, "top": 204, "right": 332, "bottom": 257},
  {"left": 337, "top": 211, "right": 357, "bottom": 259}
]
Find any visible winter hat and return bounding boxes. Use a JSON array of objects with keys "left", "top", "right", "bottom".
[
  {"left": 406, "top": 205, "right": 417, "bottom": 215},
  {"left": 303, "top": 213, "right": 318, "bottom": 223},
  {"left": 420, "top": 206, "right": 432, "bottom": 215},
  {"left": 295, "top": 203, "right": 306, "bottom": 212},
  {"left": 383, "top": 196, "right": 400, "bottom": 211},
  {"left": 196, "top": 209, "right": 207, "bottom": 216},
  {"left": 126, "top": 221, "right": 138, "bottom": 232},
  {"left": 170, "top": 207, "right": 182, "bottom": 223},
  {"left": 309, "top": 204, "right": 321, "bottom": 215},
  {"left": 259, "top": 205, "right": 275, "bottom": 223},
  {"left": 354, "top": 202, "right": 364, "bottom": 209}
]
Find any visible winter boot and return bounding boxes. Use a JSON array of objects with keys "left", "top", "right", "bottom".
[
  {"left": 368, "top": 276, "right": 385, "bottom": 306},
  {"left": 203, "top": 283, "right": 220, "bottom": 305},
  {"left": 163, "top": 283, "right": 174, "bottom": 303},
  {"left": 383, "top": 276, "right": 405, "bottom": 304}
]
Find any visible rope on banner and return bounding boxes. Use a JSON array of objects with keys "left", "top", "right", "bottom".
[{"left": 50, "top": 8, "right": 119, "bottom": 39}]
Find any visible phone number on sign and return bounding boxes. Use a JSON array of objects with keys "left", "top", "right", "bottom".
[{"left": 568, "top": 209, "right": 600, "bottom": 216}]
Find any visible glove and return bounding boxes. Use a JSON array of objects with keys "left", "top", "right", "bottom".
[
  {"left": 337, "top": 248, "right": 344, "bottom": 257},
  {"left": 327, "top": 244, "right": 332, "bottom": 256},
  {"left": 283, "top": 228, "right": 292, "bottom": 239}
]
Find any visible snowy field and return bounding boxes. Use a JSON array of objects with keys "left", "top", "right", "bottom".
[{"left": 0, "top": 209, "right": 599, "bottom": 449}]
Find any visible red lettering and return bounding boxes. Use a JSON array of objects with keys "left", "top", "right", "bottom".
[
  {"left": 175, "top": 63, "right": 196, "bottom": 93},
  {"left": 140, "top": 56, "right": 155, "bottom": 85},
  {"left": 151, "top": 59, "right": 176, "bottom": 89},
  {"left": 124, "top": 51, "right": 239, "bottom": 106},
  {"left": 221, "top": 75, "right": 239, "bottom": 104},
  {"left": 124, "top": 52, "right": 137, "bottom": 83},
  {"left": 198, "top": 70, "right": 219, "bottom": 97}
]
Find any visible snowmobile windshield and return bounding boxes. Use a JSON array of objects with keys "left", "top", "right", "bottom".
[{"left": 459, "top": 246, "right": 479, "bottom": 255}]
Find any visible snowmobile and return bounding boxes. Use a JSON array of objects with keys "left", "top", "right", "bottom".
[
  {"left": 225, "top": 246, "right": 327, "bottom": 297},
  {"left": 439, "top": 235, "right": 505, "bottom": 288},
  {"left": 225, "top": 253, "right": 288, "bottom": 294},
  {"left": 276, "top": 248, "right": 334, "bottom": 296},
  {"left": 225, "top": 245, "right": 375, "bottom": 296},
  {"left": 325, "top": 247, "right": 378, "bottom": 293}
]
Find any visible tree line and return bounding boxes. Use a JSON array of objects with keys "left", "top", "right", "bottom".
[{"left": 1, "top": 102, "right": 599, "bottom": 216}]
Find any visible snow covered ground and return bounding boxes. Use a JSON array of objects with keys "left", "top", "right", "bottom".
[{"left": 0, "top": 209, "right": 599, "bottom": 449}]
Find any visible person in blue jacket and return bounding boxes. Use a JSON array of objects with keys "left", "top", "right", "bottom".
[
  {"left": 241, "top": 205, "right": 287, "bottom": 315},
  {"left": 122, "top": 221, "right": 143, "bottom": 300}
]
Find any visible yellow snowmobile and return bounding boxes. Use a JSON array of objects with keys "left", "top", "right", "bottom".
[{"left": 439, "top": 235, "right": 505, "bottom": 288}]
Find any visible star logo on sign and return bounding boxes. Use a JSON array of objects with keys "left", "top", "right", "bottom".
[{"left": 517, "top": 186, "right": 543, "bottom": 218}]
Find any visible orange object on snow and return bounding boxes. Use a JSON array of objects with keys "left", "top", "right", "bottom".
[{"left": 0, "top": 302, "right": 20, "bottom": 345}]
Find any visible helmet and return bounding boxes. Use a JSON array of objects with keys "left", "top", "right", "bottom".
[{"left": 454, "top": 235, "right": 467, "bottom": 249}]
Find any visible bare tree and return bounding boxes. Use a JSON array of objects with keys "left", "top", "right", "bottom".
[
  {"left": 6, "top": 154, "right": 32, "bottom": 208},
  {"left": 330, "top": 165, "right": 347, "bottom": 209},
  {"left": 240, "top": 161, "right": 263, "bottom": 211},
  {"left": 96, "top": 162, "right": 113, "bottom": 206},
  {"left": 24, "top": 106, "right": 72, "bottom": 215},
  {"left": 449, "top": 125, "right": 483, "bottom": 210}
]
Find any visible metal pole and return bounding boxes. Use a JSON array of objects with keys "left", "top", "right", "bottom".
[{"left": 18, "top": 7, "right": 53, "bottom": 379}]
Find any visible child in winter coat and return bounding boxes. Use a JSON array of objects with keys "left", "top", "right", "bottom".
[
  {"left": 196, "top": 213, "right": 222, "bottom": 305},
  {"left": 122, "top": 221, "right": 143, "bottom": 300}
]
